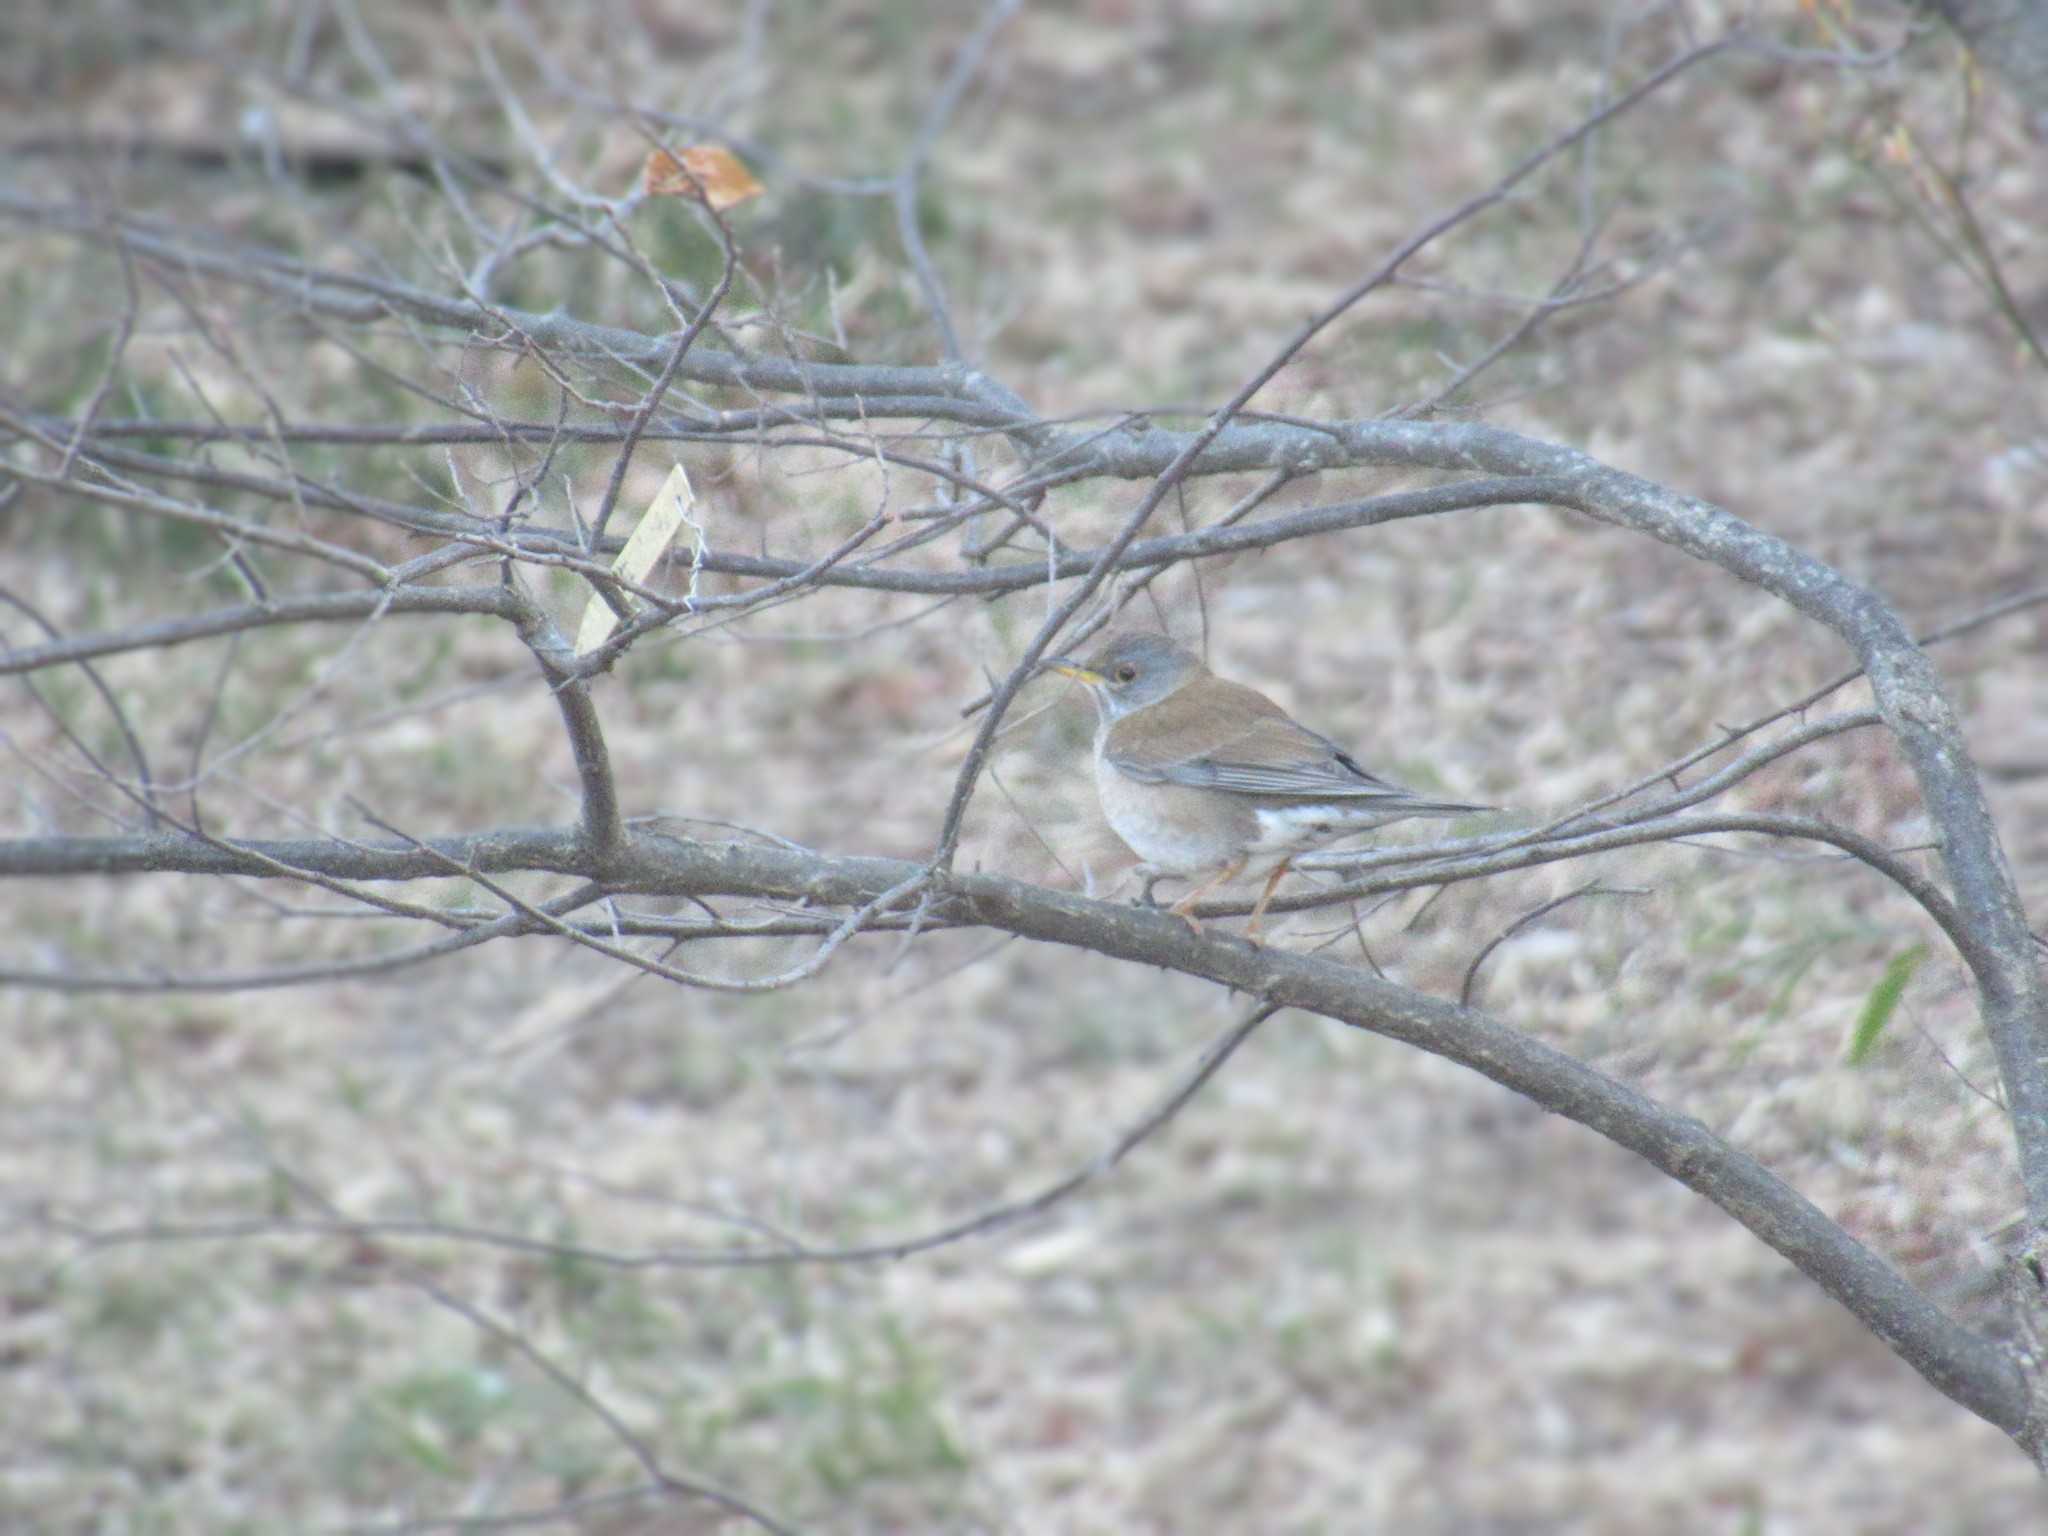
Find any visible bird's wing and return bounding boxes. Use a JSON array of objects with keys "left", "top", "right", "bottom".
[{"left": 1105, "top": 680, "right": 1480, "bottom": 811}]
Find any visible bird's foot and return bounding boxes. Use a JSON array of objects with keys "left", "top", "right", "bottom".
[
  {"left": 1164, "top": 897, "right": 1207, "bottom": 938},
  {"left": 1156, "top": 859, "right": 1245, "bottom": 939},
  {"left": 1138, "top": 874, "right": 1204, "bottom": 935}
]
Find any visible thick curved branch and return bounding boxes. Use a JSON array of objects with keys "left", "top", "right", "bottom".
[{"left": 0, "top": 820, "right": 2027, "bottom": 1439}]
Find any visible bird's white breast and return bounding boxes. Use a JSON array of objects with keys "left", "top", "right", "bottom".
[{"left": 1094, "top": 755, "right": 1250, "bottom": 874}]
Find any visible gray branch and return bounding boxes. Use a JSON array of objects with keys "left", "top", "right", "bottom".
[{"left": 0, "top": 820, "right": 2029, "bottom": 1439}]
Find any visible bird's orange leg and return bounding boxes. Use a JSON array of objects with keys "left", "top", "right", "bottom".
[
  {"left": 1245, "top": 859, "right": 1292, "bottom": 943},
  {"left": 1166, "top": 857, "right": 1246, "bottom": 933}
]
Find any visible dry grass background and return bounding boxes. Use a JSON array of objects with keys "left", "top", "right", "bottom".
[{"left": 5, "top": 1, "right": 2048, "bottom": 1532}]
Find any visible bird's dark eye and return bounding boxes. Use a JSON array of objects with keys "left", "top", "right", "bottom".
[{"left": 1114, "top": 663, "right": 1138, "bottom": 683}]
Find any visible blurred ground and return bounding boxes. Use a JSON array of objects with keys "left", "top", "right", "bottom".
[{"left": 4, "top": 2, "right": 2047, "bottom": 1532}]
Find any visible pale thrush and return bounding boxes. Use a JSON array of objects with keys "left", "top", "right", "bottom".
[{"left": 1049, "top": 633, "right": 1485, "bottom": 937}]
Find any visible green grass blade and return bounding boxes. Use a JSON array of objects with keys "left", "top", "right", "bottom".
[{"left": 1844, "top": 944, "right": 1927, "bottom": 1065}]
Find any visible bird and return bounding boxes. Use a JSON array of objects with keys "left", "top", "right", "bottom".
[{"left": 1047, "top": 633, "right": 1485, "bottom": 939}]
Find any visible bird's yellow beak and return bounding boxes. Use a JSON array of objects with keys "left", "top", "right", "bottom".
[{"left": 1046, "top": 658, "right": 1103, "bottom": 684}]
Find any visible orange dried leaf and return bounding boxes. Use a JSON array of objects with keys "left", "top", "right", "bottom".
[{"left": 642, "top": 145, "right": 764, "bottom": 211}]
